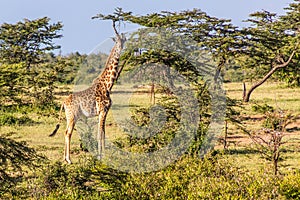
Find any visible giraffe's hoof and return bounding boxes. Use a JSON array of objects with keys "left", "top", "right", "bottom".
[{"left": 64, "top": 158, "right": 72, "bottom": 164}]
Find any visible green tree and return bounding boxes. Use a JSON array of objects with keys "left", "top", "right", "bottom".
[
  {"left": 117, "top": 2, "right": 300, "bottom": 103},
  {"left": 276, "top": 1, "right": 300, "bottom": 86},
  {"left": 0, "top": 17, "right": 63, "bottom": 106},
  {"left": 123, "top": 8, "right": 240, "bottom": 73},
  {"left": 237, "top": 2, "right": 299, "bottom": 102},
  {"left": 93, "top": 8, "right": 230, "bottom": 156},
  {"left": 0, "top": 17, "right": 62, "bottom": 67},
  {"left": 0, "top": 62, "right": 27, "bottom": 104}
]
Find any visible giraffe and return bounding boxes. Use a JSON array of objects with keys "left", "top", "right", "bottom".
[{"left": 49, "top": 21, "right": 126, "bottom": 164}]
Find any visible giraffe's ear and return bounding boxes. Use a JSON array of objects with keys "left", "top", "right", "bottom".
[{"left": 111, "top": 37, "right": 116, "bottom": 42}]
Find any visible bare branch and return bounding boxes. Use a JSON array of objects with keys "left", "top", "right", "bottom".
[{"left": 112, "top": 20, "right": 120, "bottom": 39}]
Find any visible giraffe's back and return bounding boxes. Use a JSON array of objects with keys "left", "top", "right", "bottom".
[
  {"left": 64, "top": 83, "right": 112, "bottom": 120},
  {"left": 64, "top": 87, "right": 97, "bottom": 120}
]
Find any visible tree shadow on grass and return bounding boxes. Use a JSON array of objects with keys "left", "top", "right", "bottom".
[
  {"left": 223, "top": 148, "right": 259, "bottom": 155},
  {"left": 0, "top": 135, "right": 46, "bottom": 197},
  {"left": 32, "top": 157, "right": 129, "bottom": 198}
]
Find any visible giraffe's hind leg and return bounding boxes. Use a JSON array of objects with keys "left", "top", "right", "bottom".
[
  {"left": 64, "top": 118, "right": 75, "bottom": 164},
  {"left": 97, "top": 110, "right": 108, "bottom": 160}
]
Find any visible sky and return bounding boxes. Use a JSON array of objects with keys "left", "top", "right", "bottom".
[{"left": 0, "top": 0, "right": 294, "bottom": 55}]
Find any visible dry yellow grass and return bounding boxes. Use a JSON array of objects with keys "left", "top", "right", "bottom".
[
  {"left": 225, "top": 82, "right": 300, "bottom": 113},
  {"left": 1, "top": 81, "right": 299, "bottom": 172},
  {"left": 223, "top": 81, "right": 300, "bottom": 172}
]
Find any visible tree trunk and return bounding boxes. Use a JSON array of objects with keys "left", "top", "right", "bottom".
[
  {"left": 274, "top": 151, "right": 279, "bottom": 175},
  {"left": 242, "top": 82, "right": 247, "bottom": 101},
  {"left": 223, "top": 120, "right": 228, "bottom": 150},
  {"left": 243, "top": 51, "right": 296, "bottom": 102},
  {"left": 150, "top": 82, "right": 155, "bottom": 104}
]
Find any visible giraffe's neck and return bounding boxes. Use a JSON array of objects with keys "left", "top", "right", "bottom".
[{"left": 94, "top": 41, "right": 123, "bottom": 91}]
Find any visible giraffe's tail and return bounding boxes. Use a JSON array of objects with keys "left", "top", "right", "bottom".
[
  {"left": 49, "top": 103, "right": 64, "bottom": 137},
  {"left": 49, "top": 124, "right": 60, "bottom": 137}
]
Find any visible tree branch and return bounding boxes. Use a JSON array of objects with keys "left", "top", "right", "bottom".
[
  {"left": 243, "top": 46, "right": 298, "bottom": 102},
  {"left": 112, "top": 20, "right": 120, "bottom": 38}
]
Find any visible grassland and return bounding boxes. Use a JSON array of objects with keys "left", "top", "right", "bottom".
[
  {"left": 46, "top": 82, "right": 300, "bottom": 169},
  {"left": 224, "top": 82, "right": 300, "bottom": 172},
  {"left": 1, "top": 82, "right": 299, "bottom": 170},
  {"left": 1, "top": 81, "right": 300, "bottom": 199}
]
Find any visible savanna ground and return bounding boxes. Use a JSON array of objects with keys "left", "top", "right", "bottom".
[{"left": 1, "top": 81, "right": 300, "bottom": 199}]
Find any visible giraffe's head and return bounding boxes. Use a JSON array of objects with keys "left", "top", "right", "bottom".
[{"left": 112, "top": 33, "right": 126, "bottom": 49}]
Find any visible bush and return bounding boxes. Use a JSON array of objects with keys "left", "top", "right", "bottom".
[
  {"left": 31, "top": 160, "right": 96, "bottom": 198},
  {"left": 0, "top": 113, "right": 35, "bottom": 126},
  {"left": 279, "top": 171, "right": 300, "bottom": 199},
  {"left": 252, "top": 103, "right": 274, "bottom": 114},
  {"left": 115, "top": 96, "right": 181, "bottom": 153},
  {"left": 0, "top": 136, "right": 46, "bottom": 198},
  {"left": 26, "top": 157, "right": 128, "bottom": 199},
  {"left": 109, "top": 154, "right": 281, "bottom": 199},
  {"left": 115, "top": 94, "right": 207, "bottom": 156},
  {"left": 7, "top": 152, "right": 300, "bottom": 199}
]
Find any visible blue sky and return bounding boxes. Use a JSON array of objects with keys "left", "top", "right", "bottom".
[{"left": 0, "top": 0, "right": 294, "bottom": 54}]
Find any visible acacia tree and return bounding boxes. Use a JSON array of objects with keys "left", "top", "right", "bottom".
[
  {"left": 238, "top": 2, "right": 299, "bottom": 102},
  {"left": 117, "top": 2, "right": 299, "bottom": 103},
  {"left": 93, "top": 8, "right": 232, "bottom": 155},
  {"left": 0, "top": 17, "right": 64, "bottom": 106},
  {"left": 123, "top": 9, "right": 241, "bottom": 74},
  {"left": 0, "top": 17, "right": 62, "bottom": 66},
  {"left": 276, "top": 1, "right": 300, "bottom": 86},
  {"left": 91, "top": 6, "right": 299, "bottom": 154}
]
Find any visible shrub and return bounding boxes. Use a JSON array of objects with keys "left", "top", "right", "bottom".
[
  {"left": 115, "top": 94, "right": 207, "bottom": 156},
  {"left": 0, "top": 113, "right": 35, "bottom": 126},
  {"left": 8, "top": 153, "right": 300, "bottom": 199},
  {"left": 109, "top": 154, "right": 281, "bottom": 199},
  {"left": 252, "top": 103, "right": 274, "bottom": 114},
  {"left": 31, "top": 160, "right": 95, "bottom": 198},
  {"left": 279, "top": 171, "right": 300, "bottom": 199},
  {"left": 0, "top": 136, "right": 46, "bottom": 199}
]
